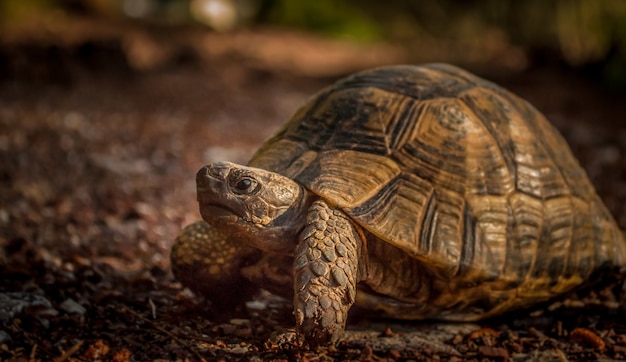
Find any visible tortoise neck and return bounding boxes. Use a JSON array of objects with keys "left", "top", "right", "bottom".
[
  {"left": 271, "top": 186, "right": 316, "bottom": 231},
  {"left": 256, "top": 186, "right": 316, "bottom": 254}
]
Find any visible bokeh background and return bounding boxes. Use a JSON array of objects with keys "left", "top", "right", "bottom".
[
  {"left": 1, "top": 1, "right": 626, "bottom": 360},
  {"left": 2, "top": 0, "right": 626, "bottom": 83}
]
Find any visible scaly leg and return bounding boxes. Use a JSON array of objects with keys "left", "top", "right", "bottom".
[
  {"left": 171, "top": 221, "right": 262, "bottom": 309},
  {"left": 293, "top": 200, "right": 363, "bottom": 346}
]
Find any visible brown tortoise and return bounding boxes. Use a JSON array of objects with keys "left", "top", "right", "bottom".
[{"left": 171, "top": 63, "right": 626, "bottom": 346}]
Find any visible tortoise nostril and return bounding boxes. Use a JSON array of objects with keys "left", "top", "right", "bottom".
[{"left": 198, "top": 163, "right": 230, "bottom": 182}]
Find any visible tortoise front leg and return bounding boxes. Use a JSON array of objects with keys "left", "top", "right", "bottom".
[
  {"left": 293, "top": 200, "right": 364, "bottom": 346},
  {"left": 171, "top": 221, "right": 262, "bottom": 309}
]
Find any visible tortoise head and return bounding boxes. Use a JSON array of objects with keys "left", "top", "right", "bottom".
[{"left": 196, "top": 162, "right": 309, "bottom": 253}]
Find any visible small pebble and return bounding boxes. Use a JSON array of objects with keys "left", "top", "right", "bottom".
[
  {"left": 0, "top": 330, "right": 11, "bottom": 343},
  {"left": 59, "top": 298, "right": 87, "bottom": 315}
]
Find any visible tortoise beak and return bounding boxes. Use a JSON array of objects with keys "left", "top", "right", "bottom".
[
  {"left": 196, "top": 162, "right": 243, "bottom": 224},
  {"left": 196, "top": 162, "right": 231, "bottom": 203}
]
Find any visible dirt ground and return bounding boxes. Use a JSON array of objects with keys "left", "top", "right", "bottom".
[{"left": 1, "top": 21, "right": 626, "bottom": 361}]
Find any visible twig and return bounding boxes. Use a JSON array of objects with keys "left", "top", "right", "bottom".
[
  {"left": 148, "top": 298, "right": 157, "bottom": 319},
  {"left": 53, "top": 340, "right": 83, "bottom": 362},
  {"left": 121, "top": 305, "right": 208, "bottom": 362},
  {"left": 29, "top": 343, "right": 37, "bottom": 362}
]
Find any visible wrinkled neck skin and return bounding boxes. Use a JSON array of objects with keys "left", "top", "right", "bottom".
[
  {"left": 251, "top": 185, "right": 315, "bottom": 253},
  {"left": 202, "top": 185, "right": 315, "bottom": 254}
]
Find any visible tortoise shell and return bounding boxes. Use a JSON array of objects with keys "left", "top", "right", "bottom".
[{"left": 248, "top": 63, "right": 626, "bottom": 301}]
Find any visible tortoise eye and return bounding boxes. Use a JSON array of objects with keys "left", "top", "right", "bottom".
[{"left": 231, "top": 177, "right": 258, "bottom": 194}]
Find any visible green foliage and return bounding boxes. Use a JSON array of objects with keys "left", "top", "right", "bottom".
[
  {"left": 257, "top": 0, "right": 384, "bottom": 41},
  {"left": 0, "top": 0, "right": 57, "bottom": 21},
  {"left": 1, "top": 0, "right": 626, "bottom": 85}
]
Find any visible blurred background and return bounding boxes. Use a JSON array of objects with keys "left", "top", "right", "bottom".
[{"left": 1, "top": 0, "right": 626, "bottom": 83}]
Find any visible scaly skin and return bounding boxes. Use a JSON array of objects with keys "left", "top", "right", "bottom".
[
  {"left": 294, "top": 200, "right": 363, "bottom": 346},
  {"left": 171, "top": 221, "right": 261, "bottom": 309}
]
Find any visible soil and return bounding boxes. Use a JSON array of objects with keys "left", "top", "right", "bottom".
[{"left": 1, "top": 20, "right": 626, "bottom": 362}]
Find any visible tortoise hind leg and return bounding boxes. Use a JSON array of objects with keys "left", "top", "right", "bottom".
[
  {"left": 171, "top": 221, "right": 262, "bottom": 309},
  {"left": 293, "top": 200, "right": 363, "bottom": 346}
]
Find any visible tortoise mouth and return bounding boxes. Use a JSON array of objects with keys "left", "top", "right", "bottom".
[{"left": 199, "top": 202, "right": 240, "bottom": 218}]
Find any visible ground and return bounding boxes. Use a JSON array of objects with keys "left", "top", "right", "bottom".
[{"left": 1, "top": 21, "right": 626, "bottom": 361}]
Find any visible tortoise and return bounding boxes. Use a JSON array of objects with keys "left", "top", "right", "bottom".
[{"left": 171, "top": 63, "right": 626, "bottom": 346}]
